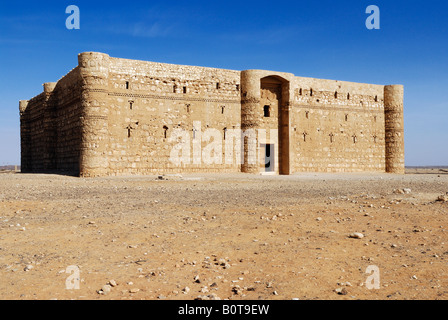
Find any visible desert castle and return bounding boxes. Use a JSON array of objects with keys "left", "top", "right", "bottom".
[{"left": 19, "top": 52, "right": 404, "bottom": 177}]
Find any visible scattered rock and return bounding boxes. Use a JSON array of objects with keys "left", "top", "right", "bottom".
[
  {"left": 338, "top": 282, "right": 352, "bottom": 287},
  {"left": 335, "top": 287, "right": 348, "bottom": 295},
  {"left": 232, "top": 286, "right": 243, "bottom": 295},
  {"left": 349, "top": 232, "right": 364, "bottom": 239},
  {"left": 182, "top": 286, "right": 190, "bottom": 294},
  {"left": 109, "top": 280, "right": 117, "bottom": 287},
  {"left": 100, "top": 284, "right": 112, "bottom": 295},
  {"left": 436, "top": 195, "right": 448, "bottom": 202},
  {"left": 24, "top": 265, "right": 33, "bottom": 272},
  {"left": 392, "top": 188, "right": 412, "bottom": 195},
  {"left": 195, "top": 293, "right": 221, "bottom": 300}
]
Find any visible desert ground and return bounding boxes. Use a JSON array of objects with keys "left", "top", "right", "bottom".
[{"left": 0, "top": 169, "right": 447, "bottom": 300}]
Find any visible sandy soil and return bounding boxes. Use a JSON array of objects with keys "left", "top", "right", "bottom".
[{"left": 0, "top": 170, "right": 447, "bottom": 300}]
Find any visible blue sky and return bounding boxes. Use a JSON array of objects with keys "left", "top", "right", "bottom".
[{"left": 1, "top": 0, "right": 447, "bottom": 166}]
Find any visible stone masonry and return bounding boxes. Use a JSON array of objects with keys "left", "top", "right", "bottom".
[{"left": 19, "top": 52, "right": 405, "bottom": 177}]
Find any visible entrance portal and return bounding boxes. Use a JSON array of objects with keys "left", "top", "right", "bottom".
[{"left": 261, "top": 143, "right": 275, "bottom": 172}]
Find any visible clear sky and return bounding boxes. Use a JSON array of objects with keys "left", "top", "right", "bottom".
[{"left": 1, "top": 0, "right": 447, "bottom": 166}]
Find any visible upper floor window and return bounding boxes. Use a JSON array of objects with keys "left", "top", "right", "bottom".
[{"left": 264, "top": 105, "right": 270, "bottom": 117}]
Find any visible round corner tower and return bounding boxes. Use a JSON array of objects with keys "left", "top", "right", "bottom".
[
  {"left": 384, "top": 84, "right": 405, "bottom": 174},
  {"left": 77, "top": 52, "right": 111, "bottom": 177},
  {"left": 240, "top": 70, "right": 262, "bottom": 173}
]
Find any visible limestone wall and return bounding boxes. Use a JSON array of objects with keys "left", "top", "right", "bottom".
[
  {"left": 79, "top": 53, "right": 242, "bottom": 176},
  {"left": 20, "top": 67, "right": 83, "bottom": 174},
  {"left": 290, "top": 77, "right": 387, "bottom": 173}
]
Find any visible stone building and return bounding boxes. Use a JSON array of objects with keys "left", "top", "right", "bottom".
[{"left": 19, "top": 52, "right": 404, "bottom": 177}]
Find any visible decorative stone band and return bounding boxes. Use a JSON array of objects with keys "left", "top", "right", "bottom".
[
  {"left": 107, "top": 91, "right": 240, "bottom": 104},
  {"left": 294, "top": 104, "right": 384, "bottom": 114},
  {"left": 80, "top": 115, "right": 108, "bottom": 121}
]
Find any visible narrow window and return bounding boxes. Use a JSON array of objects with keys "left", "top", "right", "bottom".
[
  {"left": 173, "top": 85, "right": 177, "bottom": 93},
  {"left": 352, "top": 134, "right": 357, "bottom": 143},
  {"left": 264, "top": 105, "right": 270, "bottom": 117},
  {"left": 163, "top": 126, "right": 168, "bottom": 139},
  {"left": 221, "top": 106, "right": 225, "bottom": 114},
  {"left": 310, "top": 88, "right": 313, "bottom": 96},
  {"left": 305, "top": 111, "right": 309, "bottom": 119},
  {"left": 186, "top": 104, "right": 190, "bottom": 113},
  {"left": 125, "top": 81, "right": 130, "bottom": 90},
  {"left": 373, "top": 134, "right": 378, "bottom": 143},
  {"left": 329, "top": 133, "right": 334, "bottom": 143},
  {"left": 334, "top": 91, "right": 338, "bottom": 99},
  {"left": 223, "top": 127, "right": 227, "bottom": 140},
  {"left": 374, "top": 95, "right": 378, "bottom": 102},
  {"left": 216, "top": 83, "right": 220, "bottom": 90},
  {"left": 347, "top": 93, "right": 350, "bottom": 100},
  {"left": 302, "top": 132, "right": 308, "bottom": 142},
  {"left": 299, "top": 88, "right": 303, "bottom": 96},
  {"left": 129, "top": 100, "right": 134, "bottom": 110},
  {"left": 183, "top": 86, "right": 187, "bottom": 94},
  {"left": 345, "top": 114, "right": 348, "bottom": 121},
  {"left": 374, "top": 115, "right": 377, "bottom": 122},
  {"left": 236, "top": 84, "right": 240, "bottom": 91}
]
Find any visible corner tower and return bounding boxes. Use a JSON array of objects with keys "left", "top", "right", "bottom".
[
  {"left": 384, "top": 85, "right": 405, "bottom": 174},
  {"left": 78, "top": 52, "right": 111, "bottom": 177}
]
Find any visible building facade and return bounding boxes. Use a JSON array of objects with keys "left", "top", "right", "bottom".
[{"left": 19, "top": 52, "right": 404, "bottom": 177}]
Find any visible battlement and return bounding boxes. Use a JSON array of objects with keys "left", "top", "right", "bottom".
[{"left": 20, "top": 52, "right": 404, "bottom": 176}]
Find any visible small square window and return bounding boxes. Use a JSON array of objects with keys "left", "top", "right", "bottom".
[{"left": 264, "top": 105, "right": 270, "bottom": 117}]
